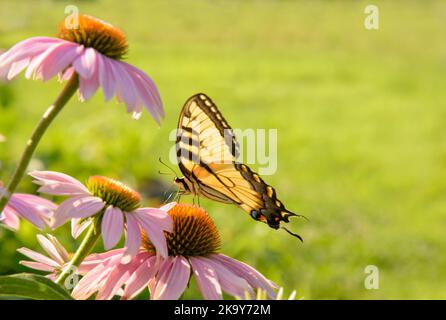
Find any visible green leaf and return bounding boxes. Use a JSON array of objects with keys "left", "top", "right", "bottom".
[{"left": 0, "top": 273, "right": 73, "bottom": 300}]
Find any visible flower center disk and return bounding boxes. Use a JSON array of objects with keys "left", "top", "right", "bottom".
[
  {"left": 86, "top": 176, "right": 141, "bottom": 212},
  {"left": 143, "top": 204, "right": 221, "bottom": 257},
  {"left": 58, "top": 15, "right": 128, "bottom": 60}
]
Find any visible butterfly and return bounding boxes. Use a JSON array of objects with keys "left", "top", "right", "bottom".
[{"left": 174, "top": 93, "right": 302, "bottom": 240}]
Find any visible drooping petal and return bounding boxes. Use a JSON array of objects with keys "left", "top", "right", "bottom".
[
  {"left": 133, "top": 210, "right": 169, "bottom": 258},
  {"left": 199, "top": 256, "right": 252, "bottom": 298},
  {"left": 24, "top": 41, "right": 75, "bottom": 81},
  {"left": 121, "top": 255, "right": 156, "bottom": 300},
  {"left": 7, "top": 58, "right": 31, "bottom": 80},
  {"left": 126, "top": 66, "right": 161, "bottom": 123},
  {"left": 151, "top": 256, "right": 190, "bottom": 300},
  {"left": 0, "top": 206, "right": 21, "bottom": 231},
  {"left": 0, "top": 37, "right": 62, "bottom": 79},
  {"left": 121, "top": 213, "right": 142, "bottom": 264},
  {"left": 96, "top": 252, "right": 148, "bottom": 300},
  {"left": 189, "top": 257, "right": 223, "bottom": 300},
  {"left": 13, "top": 193, "right": 56, "bottom": 215},
  {"left": 97, "top": 55, "right": 116, "bottom": 101},
  {"left": 59, "top": 66, "right": 75, "bottom": 82},
  {"left": 72, "top": 262, "right": 114, "bottom": 300},
  {"left": 78, "top": 69, "right": 100, "bottom": 101},
  {"left": 68, "top": 196, "right": 105, "bottom": 219},
  {"left": 80, "top": 248, "right": 126, "bottom": 274},
  {"left": 51, "top": 195, "right": 97, "bottom": 229},
  {"left": 110, "top": 60, "right": 137, "bottom": 113},
  {"left": 7, "top": 195, "right": 51, "bottom": 229},
  {"left": 39, "top": 43, "right": 83, "bottom": 81},
  {"left": 101, "top": 206, "right": 124, "bottom": 250},
  {"left": 29, "top": 171, "right": 90, "bottom": 196},
  {"left": 124, "top": 62, "right": 164, "bottom": 119},
  {"left": 212, "top": 254, "right": 278, "bottom": 299},
  {"left": 133, "top": 207, "right": 173, "bottom": 232},
  {"left": 72, "top": 47, "right": 97, "bottom": 79}
]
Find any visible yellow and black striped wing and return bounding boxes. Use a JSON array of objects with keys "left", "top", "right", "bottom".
[{"left": 176, "top": 93, "right": 298, "bottom": 232}]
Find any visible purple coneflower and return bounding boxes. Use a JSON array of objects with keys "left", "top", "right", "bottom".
[
  {"left": 0, "top": 15, "right": 163, "bottom": 121},
  {"left": 29, "top": 171, "right": 174, "bottom": 262},
  {"left": 0, "top": 183, "right": 55, "bottom": 230},
  {"left": 72, "top": 204, "right": 278, "bottom": 300}
]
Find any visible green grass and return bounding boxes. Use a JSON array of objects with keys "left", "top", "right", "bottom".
[{"left": 1, "top": 0, "right": 446, "bottom": 299}]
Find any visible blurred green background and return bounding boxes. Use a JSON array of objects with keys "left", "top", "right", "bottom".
[{"left": 1, "top": 0, "right": 445, "bottom": 299}]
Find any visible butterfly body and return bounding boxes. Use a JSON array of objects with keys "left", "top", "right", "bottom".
[{"left": 175, "top": 93, "right": 301, "bottom": 238}]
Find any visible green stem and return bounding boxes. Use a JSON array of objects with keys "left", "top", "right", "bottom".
[
  {"left": 56, "top": 216, "right": 102, "bottom": 286},
  {"left": 0, "top": 74, "right": 79, "bottom": 212}
]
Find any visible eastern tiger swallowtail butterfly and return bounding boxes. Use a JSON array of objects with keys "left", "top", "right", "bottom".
[{"left": 174, "top": 93, "right": 302, "bottom": 240}]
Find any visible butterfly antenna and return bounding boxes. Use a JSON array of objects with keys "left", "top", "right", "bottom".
[
  {"left": 281, "top": 226, "right": 303, "bottom": 242},
  {"left": 175, "top": 189, "right": 182, "bottom": 202},
  {"left": 158, "top": 157, "right": 178, "bottom": 178}
]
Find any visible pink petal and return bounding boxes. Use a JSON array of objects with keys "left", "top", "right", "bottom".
[
  {"left": 134, "top": 207, "right": 173, "bottom": 232},
  {"left": 69, "top": 196, "right": 105, "bottom": 219},
  {"left": 39, "top": 43, "right": 83, "bottom": 81},
  {"left": 13, "top": 193, "right": 57, "bottom": 211},
  {"left": 200, "top": 257, "right": 252, "bottom": 298},
  {"left": 122, "top": 213, "right": 142, "bottom": 264},
  {"left": 29, "top": 171, "right": 90, "bottom": 196},
  {"left": 98, "top": 55, "right": 115, "bottom": 101},
  {"left": 151, "top": 256, "right": 190, "bottom": 300},
  {"left": 59, "top": 66, "right": 75, "bottom": 82},
  {"left": 72, "top": 263, "right": 114, "bottom": 300},
  {"left": 19, "top": 261, "right": 55, "bottom": 272},
  {"left": 122, "top": 255, "right": 156, "bottom": 300},
  {"left": 24, "top": 41, "right": 70, "bottom": 80},
  {"left": 213, "top": 254, "right": 278, "bottom": 299},
  {"left": 80, "top": 249, "right": 126, "bottom": 274},
  {"left": 8, "top": 195, "right": 49, "bottom": 229},
  {"left": 51, "top": 195, "right": 96, "bottom": 229},
  {"left": 96, "top": 252, "right": 147, "bottom": 300},
  {"left": 1, "top": 206, "right": 21, "bottom": 230},
  {"left": 0, "top": 37, "right": 62, "bottom": 79},
  {"left": 102, "top": 206, "right": 124, "bottom": 250},
  {"left": 190, "top": 257, "right": 222, "bottom": 300},
  {"left": 78, "top": 70, "right": 99, "bottom": 101},
  {"left": 126, "top": 67, "right": 161, "bottom": 123},
  {"left": 110, "top": 61, "right": 137, "bottom": 113},
  {"left": 7, "top": 58, "right": 31, "bottom": 80},
  {"left": 72, "top": 47, "right": 97, "bottom": 79},
  {"left": 134, "top": 211, "right": 169, "bottom": 258},
  {"left": 124, "top": 62, "right": 164, "bottom": 118},
  {"left": 36, "top": 234, "right": 65, "bottom": 265},
  {"left": 17, "top": 247, "right": 59, "bottom": 268}
]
